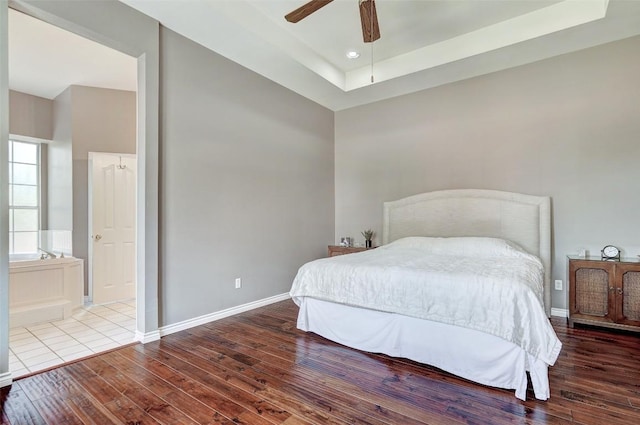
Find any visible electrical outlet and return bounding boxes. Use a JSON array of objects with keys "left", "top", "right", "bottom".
[
  {"left": 554, "top": 279, "right": 562, "bottom": 291},
  {"left": 235, "top": 278, "right": 242, "bottom": 289}
]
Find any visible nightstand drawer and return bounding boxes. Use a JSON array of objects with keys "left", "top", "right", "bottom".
[{"left": 328, "top": 245, "right": 375, "bottom": 257}]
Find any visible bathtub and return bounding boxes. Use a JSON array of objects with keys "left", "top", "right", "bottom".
[{"left": 9, "top": 257, "right": 84, "bottom": 328}]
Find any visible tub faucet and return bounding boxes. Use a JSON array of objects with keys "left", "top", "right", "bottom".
[{"left": 38, "top": 248, "right": 57, "bottom": 259}]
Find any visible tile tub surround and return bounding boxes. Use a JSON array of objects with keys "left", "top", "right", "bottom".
[{"left": 9, "top": 300, "right": 136, "bottom": 378}]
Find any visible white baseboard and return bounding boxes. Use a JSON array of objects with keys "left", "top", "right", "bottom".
[
  {"left": 134, "top": 329, "right": 161, "bottom": 344},
  {"left": 551, "top": 308, "right": 569, "bottom": 318},
  {"left": 0, "top": 371, "right": 12, "bottom": 388},
  {"left": 159, "top": 292, "right": 291, "bottom": 337}
]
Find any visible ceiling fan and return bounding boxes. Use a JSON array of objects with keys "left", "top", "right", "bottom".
[{"left": 285, "top": 0, "right": 380, "bottom": 43}]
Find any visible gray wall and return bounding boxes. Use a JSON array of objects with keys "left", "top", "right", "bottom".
[
  {"left": 70, "top": 85, "right": 136, "bottom": 293},
  {"left": 70, "top": 85, "right": 137, "bottom": 159},
  {"left": 49, "top": 87, "right": 72, "bottom": 231},
  {"left": 9, "top": 89, "right": 52, "bottom": 140},
  {"left": 160, "top": 28, "right": 334, "bottom": 326},
  {"left": 335, "top": 35, "right": 640, "bottom": 311}
]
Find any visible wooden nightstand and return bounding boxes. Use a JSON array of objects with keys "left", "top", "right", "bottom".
[
  {"left": 568, "top": 256, "right": 640, "bottom": 332},
  {"left": 328, "top": 245, "right": 376, "bottom": 257}
]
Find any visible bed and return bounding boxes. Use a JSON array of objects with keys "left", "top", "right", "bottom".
[{"left": 289, "top": 189, "right": 562, "bottom": 401}]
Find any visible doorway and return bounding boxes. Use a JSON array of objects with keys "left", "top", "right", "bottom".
[
  {"left": 1, "top": 1, "right": 159, "bottom": 387},
  {"left": 4, "top": 7, "right": 146, "bottom": 379}
]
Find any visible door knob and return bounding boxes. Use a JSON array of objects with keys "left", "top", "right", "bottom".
[{"left": 94, "top": 234, "right": 102, "bottom": 241}]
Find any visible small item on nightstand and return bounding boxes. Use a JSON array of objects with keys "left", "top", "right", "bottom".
[
  {"left": 361, "top": 229, "right": 375, "bottom": 248},
  {"left": 340, "top": 237, "right": 352, "bottom": 247}
]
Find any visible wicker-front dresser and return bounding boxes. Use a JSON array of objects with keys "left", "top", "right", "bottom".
[{"left": 568, "top": 256, "right": 640, "bottom": 331}]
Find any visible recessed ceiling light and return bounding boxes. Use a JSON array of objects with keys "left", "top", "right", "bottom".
[{"left": 346, "top": 51, "right": 360, "bottom": 59}]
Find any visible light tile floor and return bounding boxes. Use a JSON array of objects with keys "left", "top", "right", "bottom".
[{"left": 9, "top": 300, "right": 136, "bottom": 378}]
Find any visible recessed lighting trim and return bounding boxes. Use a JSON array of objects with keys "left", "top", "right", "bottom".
[{"left": 346, "top": 51, "right": 360, "bottom": 59}]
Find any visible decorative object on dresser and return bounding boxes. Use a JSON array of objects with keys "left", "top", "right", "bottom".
[
  {"left": 568, "top": 255, "right": 640, "bottom": 331},
  {"left": 601, "top": 244, "right": 621, "bottom": 261},
  {"left": 361, "top": 229, "right": 375, "bottom": 248},
  {"left": 339, "top": 237, "right": 352, "bottom": 247},
  {"left": 328, "top": 245, "right": 375, "bottom": 257}
]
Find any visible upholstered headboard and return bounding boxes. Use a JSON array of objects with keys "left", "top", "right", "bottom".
[{"left": 383, "top": 189, "right": 552, "bottom": 316}]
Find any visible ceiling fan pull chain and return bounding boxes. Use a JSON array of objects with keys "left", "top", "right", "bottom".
[
  {"left": 371, "top": 41, "right": 374, "bottom": 83},
  {"left": 370, "top": 1, "right": 374, "bottom": 83}
]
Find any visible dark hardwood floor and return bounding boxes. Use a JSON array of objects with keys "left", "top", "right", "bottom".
[{"left": 1, "top": 299, "right": 640, "bottom": 424}]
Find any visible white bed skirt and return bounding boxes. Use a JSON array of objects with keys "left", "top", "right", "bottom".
[{"left": 296, "top": 297, "right": 550, "bottom": 400}]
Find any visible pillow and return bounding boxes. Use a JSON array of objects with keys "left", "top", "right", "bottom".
[{"left": 386, "top": 236, "right": 536, "bottom": 260}]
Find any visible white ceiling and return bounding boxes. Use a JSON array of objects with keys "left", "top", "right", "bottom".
[
  {"left": 9, "top": 1, "right": 640, "bottom": 111},
  {"left": 8, "top": 8, "right": 137, "bottom": 100}
]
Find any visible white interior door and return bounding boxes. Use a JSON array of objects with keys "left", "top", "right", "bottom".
[{"left": 90, "top": 153, "right": 136, "bottom": 304}]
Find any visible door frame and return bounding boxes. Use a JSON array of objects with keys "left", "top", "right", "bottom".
[
  {"left": 1, "top": 0, "right": 160, "bottom": 386},
  {"left": 0, "top": 3, "right": 10, "bottom": 387},
  {"left": 88, "top": 152, "right": 137, "bottom": 304}
]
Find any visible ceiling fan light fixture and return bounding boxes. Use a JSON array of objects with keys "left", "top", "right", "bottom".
[{"left": 346, "top": 51, "right": 360, "bottom": 59}]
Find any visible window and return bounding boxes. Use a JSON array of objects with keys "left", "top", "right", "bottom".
[{"left": 8, "top": 139, "right": 40, "bottom": 255}]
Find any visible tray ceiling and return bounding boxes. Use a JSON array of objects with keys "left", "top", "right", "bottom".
[{"left": 9, "top": 1, "right": 640, "bottom": 111}]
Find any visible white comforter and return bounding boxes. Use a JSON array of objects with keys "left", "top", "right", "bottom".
[{"left": 290, "top": 237, "right": 562, "bottom": 365}]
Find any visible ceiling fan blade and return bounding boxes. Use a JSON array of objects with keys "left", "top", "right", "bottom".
[
  {"left": 285, "top": 0, "right": 334, "bottom": 23},
  {"left": 359, "top": 0, "right": 380, "bottom": 43}
]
